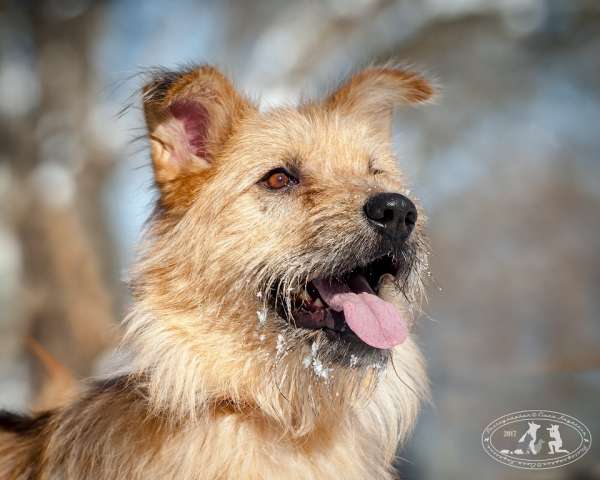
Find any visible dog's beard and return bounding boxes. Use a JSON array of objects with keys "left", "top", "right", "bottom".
[
  {"left": 236, "top": 228, "right": 429, "bottom": 392},
  {"left": 240, "top": 230, "right": 428, "bottom": 435}
]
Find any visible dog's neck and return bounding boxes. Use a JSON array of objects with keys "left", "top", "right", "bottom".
[
  {"left": 122, "top": 300, "right": 427, "bottom": 439},
  {"left": 98, "top": 368, "right": 421, "bottom": 479}
]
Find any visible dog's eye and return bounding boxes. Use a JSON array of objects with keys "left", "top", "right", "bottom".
[{"left": 262, "top": 168, "right": 297, "bottom": 190}]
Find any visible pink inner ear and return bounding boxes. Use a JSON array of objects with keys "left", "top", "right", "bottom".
[{"left": 169, "top": 101, "right": 209, "bottom": 159}]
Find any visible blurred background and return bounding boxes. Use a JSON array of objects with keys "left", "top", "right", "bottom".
[{"left": 0, "top": 0, "right": 599, "bottom": 478}]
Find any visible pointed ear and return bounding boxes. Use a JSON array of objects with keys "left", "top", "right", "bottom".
[
  {"left": 324, "top": 67, "right": 436, "bottom": 136},
  {"left": 142, "top": 66, "right": 255, "bottom": 189}
]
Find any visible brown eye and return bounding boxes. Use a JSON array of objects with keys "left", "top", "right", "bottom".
[
  {"left": 262, "top": 168, "right": 298, "bottom": 190},
  {"left": 267, "top": 172, "right": 289, "bottom": 189}
]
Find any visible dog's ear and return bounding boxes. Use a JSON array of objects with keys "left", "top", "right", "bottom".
[
  {"left": 142, "top": 66, "right": 255, "bottom": 191},
  {"left": 324, "top": 67, "right": 435, "bottom": 136}
]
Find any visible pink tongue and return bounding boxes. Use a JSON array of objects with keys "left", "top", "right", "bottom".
[{"left": 313, "top": 276, "right": 407, "bottom": 349}]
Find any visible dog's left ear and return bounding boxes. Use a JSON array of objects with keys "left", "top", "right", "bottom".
[
  {"left": 324, "top": 67, "right": 436, "bottom": 136},
  {"left": 142, "top": 66, "right": 255, "bottom": 197}
]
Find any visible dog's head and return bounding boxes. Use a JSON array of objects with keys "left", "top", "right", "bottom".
[{"left": 128, "top": 65, "right": 434, "bottom": 435}]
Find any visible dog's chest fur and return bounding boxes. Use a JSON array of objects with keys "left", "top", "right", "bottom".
[
  {"left": 129, "top": 410, "right": 394, "bottom": 480},
  {"left": 1, "top": 340, "right": 425, "bottom": 480},
  {"left": 1, "top": 374, "right": 413, "bottom": 480}
]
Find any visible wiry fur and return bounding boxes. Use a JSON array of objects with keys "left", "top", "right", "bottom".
[{"left": 0, "top": 64, "right": 435, "bottom": 479}]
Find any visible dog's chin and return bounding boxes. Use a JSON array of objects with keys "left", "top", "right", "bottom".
[{"left": 271, "top": 252, "right": 410, "bottom": 365}]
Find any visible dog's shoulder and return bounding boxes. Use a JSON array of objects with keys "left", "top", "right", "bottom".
[
  {"left": 0, "top": 374, "right": 157, "bottom": 478},
  {"left": 0, "top": 374, "right": 137, "bottom": 435},
  {"left": 0, "top": 410, "right": 55, "bottom": 479},
  {"left": 0, "top": 410, "right": 53, "bottom": 436}
]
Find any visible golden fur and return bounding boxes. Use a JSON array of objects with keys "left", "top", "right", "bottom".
[{"left": 1, "top": 64, "right": 435, "bottom": 479}]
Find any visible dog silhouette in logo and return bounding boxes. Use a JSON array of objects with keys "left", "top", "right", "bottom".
[
  {"left": 547, "top": 424, "right": 569, "bottom": 454},
  {"left": 530, "top": 439, "right": 545, "bottom": 455},
  {"left": 518, "top": 421, "right": 542, "bottom": 455}
]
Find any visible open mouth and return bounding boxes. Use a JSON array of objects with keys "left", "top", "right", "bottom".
[{"left": 279, "top": 254, "right": 409, "bottom": 350}]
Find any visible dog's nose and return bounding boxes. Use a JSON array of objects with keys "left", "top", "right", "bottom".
[{"left": 363, "top": 193, "right": 417, "bottom": 240}]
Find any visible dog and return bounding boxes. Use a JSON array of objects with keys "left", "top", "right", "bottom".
[
  {"left": 0, "top": 64, "right": 435, "bottom": 479},
  {"left": 518, "top": 421, "right": 541, "bottom": 454}
]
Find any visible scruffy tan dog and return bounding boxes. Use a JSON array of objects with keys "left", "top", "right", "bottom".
[{"left": 0, "top": 64, "right": 434, "bottom": 479}]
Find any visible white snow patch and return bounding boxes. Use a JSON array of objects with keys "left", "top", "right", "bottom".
[
  {"left": 302, "top": 355, "right": 312, "bottom": 368},
  {"left": 370, "top": 360, "right": 385, "bottom": 370},
  {"left": 312, "top": 357, "right": 331, "bottom": 380},
  {"left": 302, "top": 341, "right": 331, "bottom": 380},
  {"left": 256, "top": 308, "right": 268, "bottom": 325},
  {"left": 276, "top": 334, "right": 286, "bottom": 357}
]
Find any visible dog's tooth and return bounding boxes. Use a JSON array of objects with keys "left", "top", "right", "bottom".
[
  {"left": 377, "top": 273, "right": 402, "bottom": 304},
  {"left": 377, "top": 273, "right": 395, "bottom": 295},
  {"left": 377, "top": 274, "right": 415, "bottom": 330}
]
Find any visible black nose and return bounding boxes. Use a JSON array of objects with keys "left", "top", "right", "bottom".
[{"left": 363, "top": 193, "right": 417, "bottom": 240}]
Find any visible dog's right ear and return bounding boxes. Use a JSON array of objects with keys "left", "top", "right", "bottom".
[
  {"left": 323, "top": 67, "right": 436, "bottom": 137},
  {"left": 142, "top": 66, "right": 255, "bottom": 197}
]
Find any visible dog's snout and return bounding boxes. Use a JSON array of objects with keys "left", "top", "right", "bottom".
[{"left": 363, "top": 193, "right": 417, "bottom": 240}]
